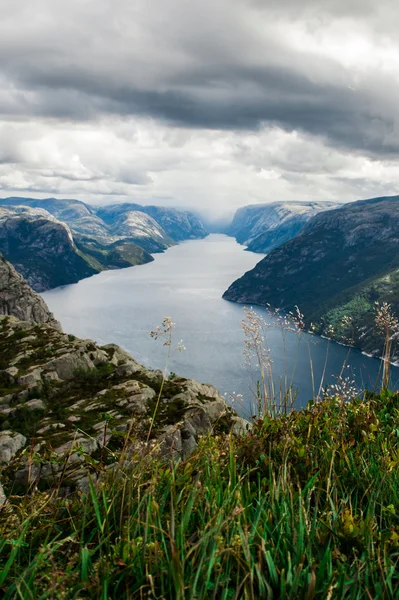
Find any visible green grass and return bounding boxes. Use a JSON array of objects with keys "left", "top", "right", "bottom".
[{"left": 2, "top": 390, "right": 399, "bottom": 598}]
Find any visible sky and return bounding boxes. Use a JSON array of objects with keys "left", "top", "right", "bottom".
[{"left": 1, "top": 0, "right": 399, "bottom": 219}]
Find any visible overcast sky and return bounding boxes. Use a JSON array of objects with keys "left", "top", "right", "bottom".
[{"left": 1, "top": 0, "right": 399, "bottom": 219}]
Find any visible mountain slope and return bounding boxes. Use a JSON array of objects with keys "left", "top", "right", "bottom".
[
  {"left": 0, "top": 197, "right": 109, "bottom": 239},
  {"left": 95, "top": 203, "right": 207, "bottom": 241},
  {"left": 0, "top": 255, "right": 61, "bottom": 329},
  {"left": 74, "top": 235, "right": 154, "bottom": 270},
  {"left": 0, "top": 207, "right": 98, "bottom": 291},
  {"left": 100, "top": 209, "right": 174, "bottom": 253},
  {"left": 223, "top": 196, "right": 399, "bottom": 359},
  {"left": 229, "top": 201, "right": 338, "bottom": 253},
  {"left": 0, "top": 206, "right": 154, "bottom": 290}
]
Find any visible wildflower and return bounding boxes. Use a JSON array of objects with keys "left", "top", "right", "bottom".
[
  {"left": 325, "top": 375, "right": 359, "bottom": 401},
  {"left": 325, "top": 324, "right": 335, "bottom": 337},
  {"left": 150, "top": 317, "right": 175, "bottom": 347},
  {"left": 375, "top": 302, "right": 399, "bottom": 335},
  {"left": 375, "top": 302, "right": 399, "bottom": 389},
  {"left": 176, "top": 340, "right": 186, "bottom": 352}
]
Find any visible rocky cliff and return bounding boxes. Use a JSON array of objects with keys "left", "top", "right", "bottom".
[
  {"left": 224, "top": 196, "right": 399, "bottom": 359},
  {"left": 228, "top": 201, "right": 338, "bottom": 253},
  {"left": 0, "top": 266, "right": 243, "bottom": 497},
  {"left": 0, "top": 255, "right": 61, "bottom": 329}
]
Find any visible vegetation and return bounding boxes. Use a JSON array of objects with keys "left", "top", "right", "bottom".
[
  {"left": 319, "top": 270, "right": 399, "bottom": 359},
  {"left": 1, "top": 388, "right": 399, "bottom": 598}
]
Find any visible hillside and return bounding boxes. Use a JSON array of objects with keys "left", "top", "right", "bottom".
[
  {"left": 0, "top": 207, "right": 99, "bottom": 291},
  {"left": 224, "top": 196, "right": 399, "bottom": 359},
  {"left": 228, "top": 201, "right": 338, "bottom": 253}
]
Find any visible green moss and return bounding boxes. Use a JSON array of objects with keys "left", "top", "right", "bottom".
[{"left": 146, "top": 396, "right": 186, "bottom": 430}]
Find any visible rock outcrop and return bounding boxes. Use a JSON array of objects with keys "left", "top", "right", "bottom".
[
  {"left": 0, "top": 255, "right": 61, "bottom": 329},
  {"left": 0, "top": 314, "right": 241, "bottom": 493}
]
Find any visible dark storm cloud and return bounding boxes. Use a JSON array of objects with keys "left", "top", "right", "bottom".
[{"left": 1, "top": 0, "right": 399, "bottom": 157}]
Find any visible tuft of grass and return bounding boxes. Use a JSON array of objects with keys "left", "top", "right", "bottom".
[{"left": 2, "top": 390, "right": 399, "bottom": 598}]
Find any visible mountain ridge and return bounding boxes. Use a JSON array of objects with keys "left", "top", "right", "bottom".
[
  {"left": 228, "top": 200, "right": 339, "bottom": 253},
  {"left": 0, "top": 197, "right": 208, "bottom": 291},
  {"left": 223, "top": 196, "right": 399, "bottom": 360}
]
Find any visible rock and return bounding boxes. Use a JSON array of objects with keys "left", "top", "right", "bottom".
[
  {"left": 37, "top": 422, "right": 65, "bottom": 434},
  {"left": 0, "top": 481, "right": 7, "bottom": 506},
  {"left": 55, "top": 437, "right": 98, "bottom": 456},
  {"left": 0, "top": 431, "right": 27, "bottom": 463},
  {"left": 0, "top": 255, "right": 61, "bottom": 327},
  {"left": 18, "top": 368, "right": 43, "bottom": 386},
  {"left": 230, "top": 416, "right": 253, "bottom": 436},
  {"left": 159, "top": 425, "right": 183, "bottom": 460},
  {"left": 25, "top": 399, "right": 45, "bottom": 411},
  {"left": 42, "top": 370, "right": 60, "bottom": 382},
  {"left": 46, "top": 352, "right": 95, "bottom": 380},
  {"left": 4, "top": 367, "right": 18, "bottom": 380},
  {"left": 67, "top": 415, "right": 81, "bottom": 423}
]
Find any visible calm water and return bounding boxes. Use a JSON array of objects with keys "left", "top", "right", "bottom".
[{"left": 42, "top": 234, "right": 398, "bottom": 418}]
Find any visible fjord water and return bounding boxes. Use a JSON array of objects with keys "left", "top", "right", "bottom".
[{"left": 42, "top": 234, "right": 398, "bottom": 418}]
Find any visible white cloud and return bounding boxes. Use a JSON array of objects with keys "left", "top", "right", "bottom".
[{"left": 0, "top": 0, "right": 399, "bottom": 218}]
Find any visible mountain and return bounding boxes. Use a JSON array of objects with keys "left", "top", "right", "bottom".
[
  {"left": 228, "top": 201, "right": 339, "bottom": 253},
  {"left": 0, "top": 198, "right": 208, "bottom": 250},
  {"left": 95, "top": 206, "right": 174, "bottom": 252},
  {"left": 96, "top": 203, "right": 207, "bottom": 242},
  {"left": 0, "top": 206, "right": 99, "bottom": 291},
  {"left": 223, "top": 196, "right": 399, "bottom": 359},
  {"left": 0, "top": 254, "right": 61, "bottom": 329},
  {"left": 0, "top": 198, "right": 208, "bottom": 290},
  {"left": 0, "top": 197, "right": 110, "bottom": 239}
]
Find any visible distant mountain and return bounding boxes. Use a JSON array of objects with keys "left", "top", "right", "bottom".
[
  {"left": 0, "top": 197, "right": 110, "bottom": 239},
  {"left": 0, "top": 206, "right": 98, "bottom": 291},
  {"left": 228, "top": 201, "right": 339, "bottom": 253},
  {"left": 94, "top": 206, "right": 175, "bottom": 252},
  {"left": 74, "top": 235, "right": 154, "bottom": 272},
  {"left": 0, "top": 198, "right": 207, "bottom": 251},
  {"left": 0, "top": 197, "right": 208, "bottom": 290},
  {"left": 224, "top": 196, "right": 399, "bottom": 360},
  {"left": 0, "top": 206, "right": 153, "bottom": 291},
  {"left": 96, "top": 204, "right": 207, "bottom": 242}
]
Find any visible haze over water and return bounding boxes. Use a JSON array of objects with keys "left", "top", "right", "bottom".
[{"left": 42, "top": 235, "right": 398, "bottom": 418}]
